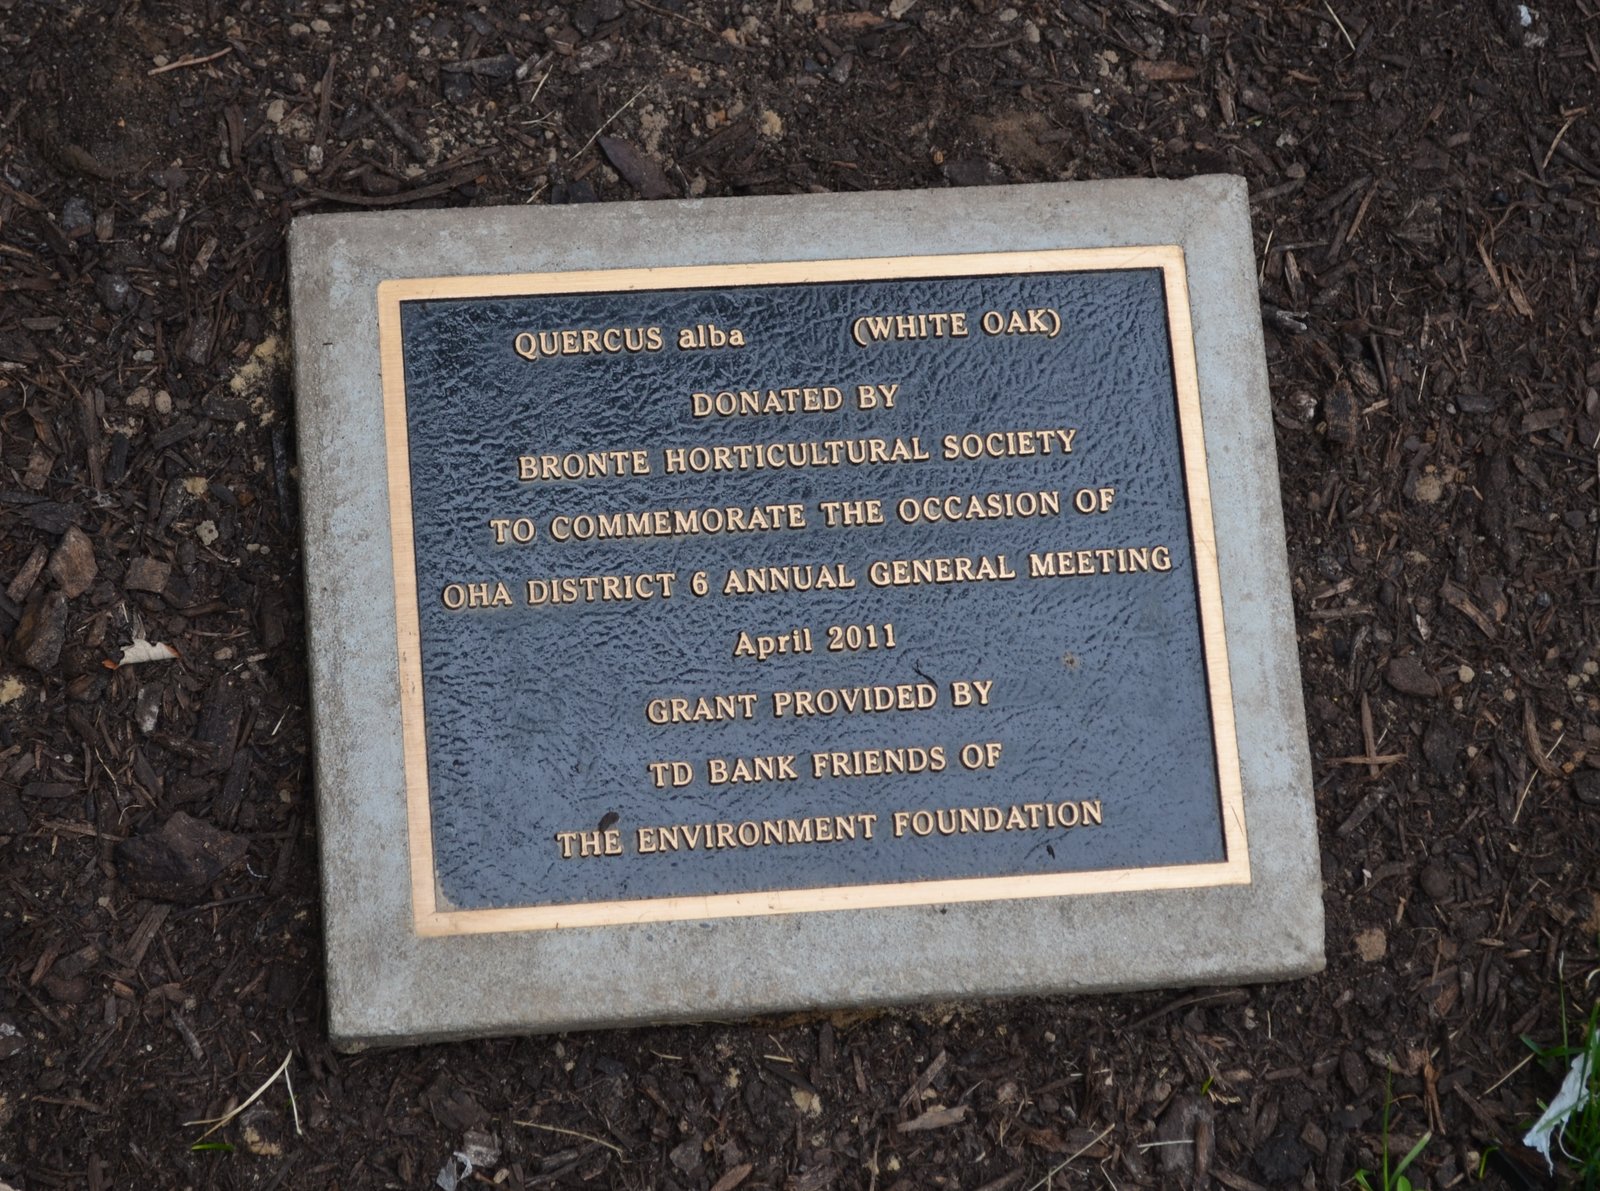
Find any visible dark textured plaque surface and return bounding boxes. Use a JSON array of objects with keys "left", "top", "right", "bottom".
[{"left": 394, "top": 267, "right": 1225, "bottom": 913}]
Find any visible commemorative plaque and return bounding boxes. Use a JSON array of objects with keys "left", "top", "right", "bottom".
[{"left": 291, "top": 178, "right": 1322, "bottom": 1047}]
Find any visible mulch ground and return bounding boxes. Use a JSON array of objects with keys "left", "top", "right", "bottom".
[{"left": 3, "top": 0, "right": 1599, "bottom": 1187}]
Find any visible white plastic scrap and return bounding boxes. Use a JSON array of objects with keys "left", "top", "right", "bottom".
[
  {"left": 434, "top": 1154, "right": 469, "bottom": 1191},
  {"left": 1522, "top": 1049, "right": 1595, "bottom": 1172},
  {"left": 459, "top": 1130, "right": 502, "bottom": 1168},
  {"left": 435, "top": 1134, "right": 500, "bottom": 1191}
]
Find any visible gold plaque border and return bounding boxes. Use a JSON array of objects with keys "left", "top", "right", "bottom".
[{"left": 376, "top": 247, "right": 1250, "bottom": 938}]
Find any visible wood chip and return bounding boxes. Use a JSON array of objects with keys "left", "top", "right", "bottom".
[
  {"left": 896, "top": 1104, "right": 968, "bottom": 1132},
  {"left": 11, "top": 591, "right": 68, "bottom": 672},
  {"left": 899, "top": 1049, "right": 948, "bottom": 1110},
  {"left": 1323, "top": 385, "right": 1359, "bottom": 446},
  {"left": 1134, "top": 60, "right": 1198, "bottom": 81},
  {"left": 708, "top": 1164, "right": 753, "bottom": 1191},
  {"left": 598, "top": 136, "right": 673, "bottom": 199},
  {"left": 171, "top": 1007, "right": 206, "bottom": 1060},
  {"left": 6, "top": 545, "right": 49, "bottom": 603},
  {"left": 114, "top": 811, "right": 248, "bottom": 903},
  {"left": 117, "top": 903, "right": 172, "bottom": 969},
  {"left": 973, "top": 1172, "right": 1024, "bottom": 1191},
  {"left": 1386, "top": 656, "right": 1441, "bottom": 698},
  {"left": 1336, "top": 785, "right": 1389, "bottom": 836},
  {"left": 1213, "top": 1168, "right": 1272, "bottom": 1191},
  {"left": 818, "top": 11, "right": 885, "bottom": 28},
  {"left": 125, "top": 556, "right": 171, "bottom": 594},
  {"left": 1439, "top": 580, "right": 1496, "bottom": 638}
]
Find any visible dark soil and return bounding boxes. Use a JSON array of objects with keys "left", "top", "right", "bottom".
[{"left": 3, "top": 0, "right": 1599, "bottom": 1187}]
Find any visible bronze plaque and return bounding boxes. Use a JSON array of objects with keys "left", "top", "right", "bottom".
[{"left": 378, "top": 248, "right": 1248, "bottom": 936}]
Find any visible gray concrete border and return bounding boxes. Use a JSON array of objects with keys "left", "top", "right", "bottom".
[{"left": 288, "top": 177, "right": 1322, "bottom": 1049}]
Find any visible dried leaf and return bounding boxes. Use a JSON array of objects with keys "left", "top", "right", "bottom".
[{"left": 108, "top": 638, "right": 181, "bottom": 668}]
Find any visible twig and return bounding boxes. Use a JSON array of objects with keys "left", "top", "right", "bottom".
[
  {"left": 0, "top": 98, "right": 26, "bottom": 134},
  {"left": 1476, "top": 235, "right": 1502, "bottom": 292},
  {"left": 29, "top": 1094, "right": 104, "bottom": 1113},
  {"left": 371, "top": 101, "right": 429, "bottom": 162},
  {"left": 1360, "top": 692, "right": 1380, "bottom": 780},
  {"left": 171, "top": 1009, "right": 205, "bottom": 1062},
  {"left": 1542, "top": 117, "right": 1577, "bottom": 172},
  {"left": 568, "top": 85, "right": 649, "bottom": 162},
  {"left": 513, "top": 1120, "right": 625, "bottom": 1157},
  {"left": 627, "top": 0, "right": 717, "bottom": 34},
  {"left": 1346, "top": 182, "right": 1377, "bottom": 243},
  {"left": 1322, "top": 1, "right": 1356, "bottom": 52},
  {"left": 1022, "top": 1124, "right": 1113, "bottom": 1191},
  {"left": 303, "top": 166, "right": 483, "bottom": 208},
  {"left": 285, "top": 1065, "right": 303, "bottom": 1136},
  {"left": 527, "top": 64, "right": 555, "bottom": 107},
  {"left": 149, "top": 47, "right": 232, "bottom": 76},
  {"left": 184, "top": 1050, "right": 293, "bottom": 1140},
  {"left": 1480, "top": 1050, "right": 1536, "bottom": 1098},
  {"left": 1512, "top": 731, "right": 1563, "bottom": 823}
]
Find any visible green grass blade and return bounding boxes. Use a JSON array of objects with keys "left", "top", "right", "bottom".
[{"left": 1393, "top": 1131, "right": 1432, "bottom": 1179}]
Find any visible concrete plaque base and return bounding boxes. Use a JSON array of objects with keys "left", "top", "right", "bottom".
[{"left": 289, "top": 177, "right": 1322, "bottom": 1049}]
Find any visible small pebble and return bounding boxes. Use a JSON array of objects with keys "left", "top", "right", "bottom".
[
  {"left": 96, "top": 272, "right": 133, "bottom": 312},
  {"left": 61, "top": 196, "right": 93, "bottom": 237},
  {"left": 1575, "top": 772, "right": 1600, "bottom": 807}
]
